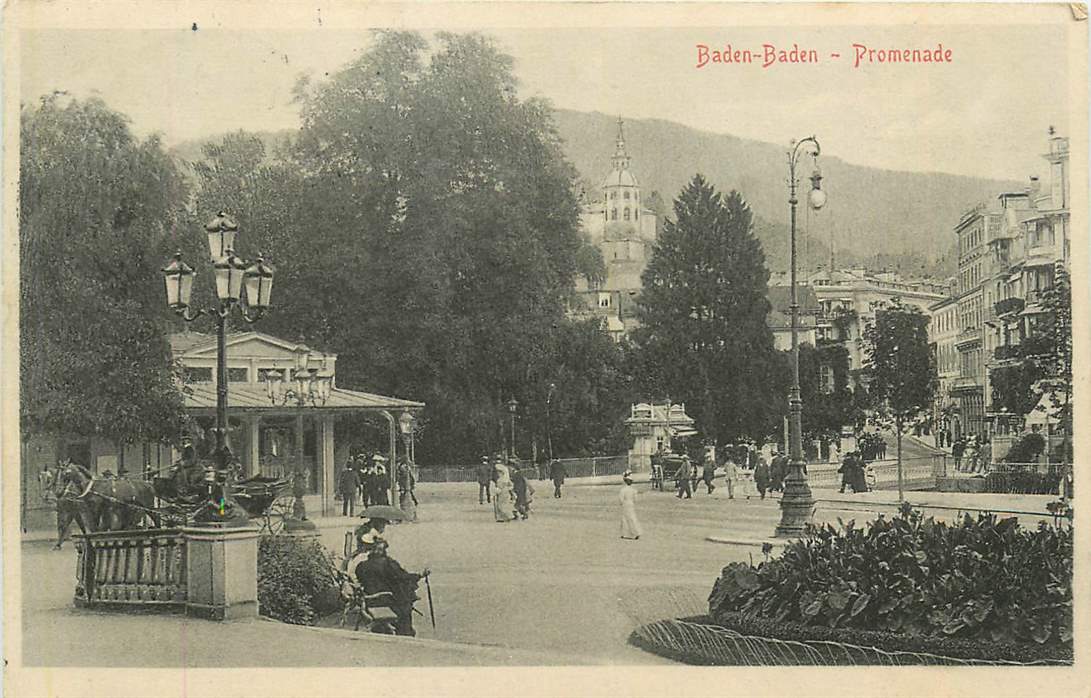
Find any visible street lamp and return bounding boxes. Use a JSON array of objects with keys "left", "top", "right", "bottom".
[
  {"left": 546, "top": 383, "right": 556, "bottom": 462},
  {"left": 398, "top": 411, "right": 418, "bottom": 464},
  {"left": 161, "top": 212, "right": 273, "bottom": 526},
  {"left": 775, "top": 136, "right": 826, "bottom": 537},
  {"left": 264, "top": 347, "right": 331, "bottom": 525},
  {"left": 507, "top": 397, "right": 519, "bottom": 459}
]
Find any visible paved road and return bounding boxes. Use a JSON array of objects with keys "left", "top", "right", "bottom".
[{"left": 18, "top": 480, "right": 1056, "bottom": 667}]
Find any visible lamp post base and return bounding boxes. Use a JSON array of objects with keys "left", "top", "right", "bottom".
[{"left": 774, "top": 462, "right": 816, "bottom": 538}]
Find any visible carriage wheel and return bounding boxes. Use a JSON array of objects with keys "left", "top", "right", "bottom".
[{"left": 265, "top": 496, "right": 294, "bottom": 535}]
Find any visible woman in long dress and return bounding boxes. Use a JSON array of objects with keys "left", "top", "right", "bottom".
[
  {"left": 619, "top": 471, "right": 642, "bottom": 540},
  {"left": 493, "top": 463, "right": 516, "bottom": 522}
]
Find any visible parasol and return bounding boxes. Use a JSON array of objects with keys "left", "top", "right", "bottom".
[{"left": 358, "top": 505, "right": 409, "bottom": 522}]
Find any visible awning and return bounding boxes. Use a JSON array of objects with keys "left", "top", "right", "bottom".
[{"left": 671, "top": 427, "right": 700, "bottom": 438}]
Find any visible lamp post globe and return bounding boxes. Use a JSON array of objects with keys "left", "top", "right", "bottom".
[
  {"left": 205, "top": 211, "right": 239, "bottom": 260},
  {"left": 161, "top": 251, "right": 196, "bottom": 310}
]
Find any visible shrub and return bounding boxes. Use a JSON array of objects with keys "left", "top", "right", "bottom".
[
  {"left": 258, "top": 535, "right": 342, "bottom": 625},
  {"left": 709, "top": 504, "right": 1072, "bottom": 654},
  {"left": 1001, "top": 432, "right": 1045, "bottom": 463}
]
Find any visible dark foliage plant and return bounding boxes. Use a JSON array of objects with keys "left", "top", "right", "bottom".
[
  {"left": 258, "top": 536, "right": 342, "bottom": 626},
  {"left": 1001, "top": 432, "right": 1046, "bottom": 463},
  {"left": 709, "top": 504, "right": 1072, "bottom": 653}
]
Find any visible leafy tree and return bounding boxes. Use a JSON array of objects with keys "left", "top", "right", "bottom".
[
  {"left": 20, "top": 96, "right": 189, "bottom": 447},
  {"left": 195, "top": 31, "right": 588, "bottom": 463},
  {"left": 793, "top": 342, "right": 857, "bottom": 446},
  {"left": 634, "top": 175, "right": 783, "bottom": 446},
  {"left": 862, "top": 298, "right": 936, "bottom": 499}
]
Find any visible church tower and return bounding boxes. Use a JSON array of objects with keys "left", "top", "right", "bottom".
[{"left": 601, "top": 117, "right": 641, "bottom": 226}]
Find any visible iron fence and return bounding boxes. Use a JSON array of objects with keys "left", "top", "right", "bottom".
[{"left": 416, "top": 455, "right": 630, "bottom": 483}]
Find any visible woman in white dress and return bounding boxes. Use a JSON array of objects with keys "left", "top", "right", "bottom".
[
  {"left": 493, "top": 463, "right": 516, "bottom": 522},
  {"left": 619, "top": 471, "right": 642, "bottom": 540}
]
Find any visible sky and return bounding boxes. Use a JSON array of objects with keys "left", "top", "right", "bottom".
[{"left": 18, "top": 20, "right": 1073, "bottom": 180}]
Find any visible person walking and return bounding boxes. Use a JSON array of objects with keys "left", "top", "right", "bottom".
[
  {"left": 701, "top": 449, "right": 717, "bottom": 495},
  {"left": 549, "top": 459, "right": 566, "bottom": 498},
  {"left": 511, "top": 467, "right": 533, "bottom": 520},
  {"left": 339, "top": 461, "right": 361, "bottom": 516},
  {"left": 493, "top": 461, "right": 516, "bottom": 522},
  {"left": 952, "top": 438, "right": 965, "bottom": 472},
  {"left": 754, "top": 455, "right": 771, "bottom": 500},
  {"left": 371, "top": 456, "right": 391, "bottom": 505},
  {"left": 397, "top": 459, "right": 418, "bottom": 522},
  {"left": 619, "top": 470, "right": 642, "bottom": 540},
  {"left": 674, "top": 456, "right": 693, "bottom": 499},
  {"left": 721, "top": 451, "right": 737, "bottom": 500},
  {"left": 769, "top": 449, "right": 788, "bottom": 493},
  {"left": 476, "top": 456, "right": 493, "bottom": 505},
  {"left": 838, "top": 452, "right": 854, "bottom": 494}
]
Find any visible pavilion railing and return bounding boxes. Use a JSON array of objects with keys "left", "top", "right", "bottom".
[{"left": 74, "top": 528, "right": 187, "bottom": 610}]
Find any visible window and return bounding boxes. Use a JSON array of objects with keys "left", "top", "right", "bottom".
[
  {"left": 611, "top": 208, "right": 617, "bottom": 220},
  {"left": 598, "top": 293, "right": 611, "bottom": 308},
  {"left": 818, "top": 365, "right": 834, "bottom": 394},
  {"left": 258, "top": 368, "right": 285, "bottom": 384},
  {"left": 623, "top": 208, "right": 631, "bottom": 221},
  {"left": 624, "top": 191, "right": 630, "bottom": 200},
  {"left": 228, "top": 367, "right": 249, "bottom": 383},
  {"left": 634, "top": 210, "right": 639, "bottom": 220},
  {"left": 184, "top": 367, "right": 213, "bottom": 383},
  {"left": 610, "top": 191, "right": 617, "bottom": 200}
]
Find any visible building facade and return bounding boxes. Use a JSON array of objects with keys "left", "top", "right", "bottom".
[{"left": 944, "top": 129, "right": 1071, "bottom": 458}]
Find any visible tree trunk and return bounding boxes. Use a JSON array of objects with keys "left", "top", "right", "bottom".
[{"left": 896, "top": 416, "right": 904, "bottom": 502}]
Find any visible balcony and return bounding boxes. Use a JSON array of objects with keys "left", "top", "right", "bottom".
[
  {"left": 955, "top": 326, "right": 981, "bottom": 348},
  {"left": 950, "top": 377, "right": 982, "bottom": 393},
  {"left": 994, "top": 344, "right": 1022, "bottom": 361},
  {"left": 994, "top": 297, "right": 1025, "bottom": 316}
]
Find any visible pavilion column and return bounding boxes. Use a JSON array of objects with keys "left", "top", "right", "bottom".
[
  {"left": 247, "top": 416, "right": 261, "bottom": 477},
  {"left": 321, "top": 415, "right": 335, "bottom": 517}
]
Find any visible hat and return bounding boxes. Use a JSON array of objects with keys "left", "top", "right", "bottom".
[
  {"left": 622, "top": 469, "right": 634, "bottom": 480},
  {"left": 373, "top": 454, "right": 387, "bottom": 462}
]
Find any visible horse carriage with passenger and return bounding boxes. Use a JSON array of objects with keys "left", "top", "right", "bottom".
[{"left": 40, "top": 458, "right": 299, "bottom": 547}]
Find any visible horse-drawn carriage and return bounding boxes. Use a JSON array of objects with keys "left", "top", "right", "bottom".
[{"left": 41, "top": 459, "right": 300, "bottom": 547}]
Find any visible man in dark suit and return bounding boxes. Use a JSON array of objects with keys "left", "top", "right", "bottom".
[
  {"left": 549, "top": 459, "right": 567, "bottom": 498},
  {"left": 339, "top": 462, "right": 361, "bottom": 516},
  {"left": 352, "top": 520, "right": 430, "bottom": 637},
  {"left": 476, "top": 456, "right": 493, "bottom": 504}
]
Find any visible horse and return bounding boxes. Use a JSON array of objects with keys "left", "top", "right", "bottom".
[{"left": 50, "top": 461, "right": 160, "bottom": 548}]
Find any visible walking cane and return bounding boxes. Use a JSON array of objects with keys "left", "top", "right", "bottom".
[{"left": 424, "top": 573, "right": 436, "bottom": 629}]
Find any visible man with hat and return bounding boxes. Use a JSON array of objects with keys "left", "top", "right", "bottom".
[
  {"left": 476, "top": 455, "right": 493, "bottom": 505},
  {"left": 350, "top": 514, "right": 430, "bottom": 636},
  {"left": 339, "top": 458, "right": 362, "bottom": 517}
]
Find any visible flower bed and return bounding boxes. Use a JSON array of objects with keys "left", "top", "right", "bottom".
[{"left": 706, "top": 504, "right": 1072, "bottom": 662}]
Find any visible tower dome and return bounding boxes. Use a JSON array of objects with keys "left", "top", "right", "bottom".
[{"left": 601, "top": 117, "right": 641, "bottom": 224}]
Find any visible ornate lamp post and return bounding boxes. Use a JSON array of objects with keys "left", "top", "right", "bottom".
[
  {"left": 162, "top": 212, "right": 274, "bottom": 526},
  {"left": 507, "top": 397, "right": 519, "bottom": 460},
  {"left": 775, "top": 137, "right": 827, "bottom": 537},
  {"left": 264, "top": 347, "right": 331, "bottom": 527}
]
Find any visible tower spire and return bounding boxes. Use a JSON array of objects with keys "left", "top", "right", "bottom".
[{"left": 613, "top": 116, "right": 631, "bottom": 170}]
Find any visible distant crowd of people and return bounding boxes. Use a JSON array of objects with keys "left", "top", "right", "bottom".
[
  {"left": 950, "top": 434, "right": 988, "bottom": 474},
  {"left": 338, "top": 452, "right": 419, "bottom": 521}
]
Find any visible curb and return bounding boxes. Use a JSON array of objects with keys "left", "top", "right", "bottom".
[{"left": 704, "top": 536, "right": 789, "bottom": 548}]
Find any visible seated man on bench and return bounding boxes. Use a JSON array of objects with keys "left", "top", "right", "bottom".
[{"left": 350, "top": 518, "right": 430, "bottom": 636}]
